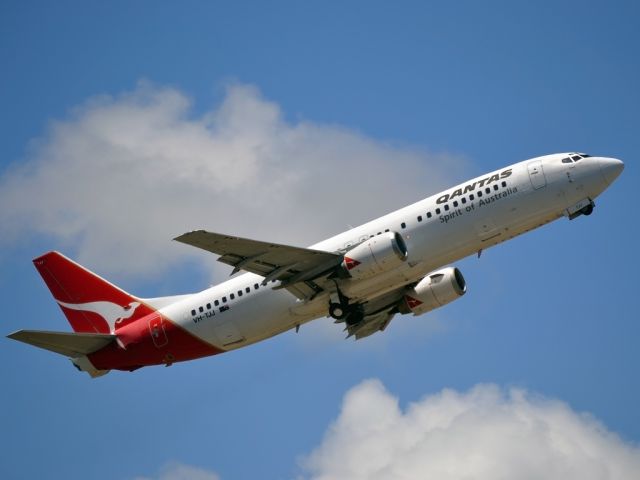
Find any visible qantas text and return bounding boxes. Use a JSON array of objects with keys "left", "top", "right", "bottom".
[{"left": 436, "top": 169, "right": 512, "bottom": 204}]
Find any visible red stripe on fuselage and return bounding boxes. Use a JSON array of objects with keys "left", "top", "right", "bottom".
[{"left": 89, "top": 314, "right": 223, "bottom": 371}]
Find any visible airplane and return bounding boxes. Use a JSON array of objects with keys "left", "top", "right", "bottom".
[{"left": 7, "top": 152, "right": 624, "bottom": 377}]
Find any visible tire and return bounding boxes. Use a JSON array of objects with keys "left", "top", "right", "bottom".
[
  {"left": 329, "top": 302, "right": 346, "bottom": 320},
  {"left": 581, "top": 204, "right": 594, "bottom": 216}
]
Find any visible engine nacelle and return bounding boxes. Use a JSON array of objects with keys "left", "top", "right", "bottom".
[
  {"left": 342, "top": 232, "right": 408, "bottom": 280},
  {"left": 399, "top": 267, "right": 466, "bottom": 316}
]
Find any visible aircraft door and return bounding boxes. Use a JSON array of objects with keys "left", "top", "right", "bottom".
[
  {"left": 527, "top": 161, "right": 547, "bottom": 189},
  {"left": 148, "top": 315, "right": 169, "bottom": 348}
]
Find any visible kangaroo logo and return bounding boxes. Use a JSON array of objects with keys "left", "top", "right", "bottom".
[{"left": 57, "top": 300, "right": 142, "bottom": 334}]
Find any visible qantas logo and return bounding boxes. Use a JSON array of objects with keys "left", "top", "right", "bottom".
[
  {"left": 436, "top": 169, "right": 513, "bottom": 204},
  {"left": 57, "top": 300, "right": 142, "bottom": 334},
  {"left": 343, "top": 257, "right": 361, "bottom": 270}
]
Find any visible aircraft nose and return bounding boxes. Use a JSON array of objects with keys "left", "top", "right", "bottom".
[{"left": 598, "top": 157, "right": 624, "bottom": 185}]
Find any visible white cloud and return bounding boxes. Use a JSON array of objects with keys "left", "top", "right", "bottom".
[
  {"left": 0, "top": 81, "right": 467, "bottom": 280},
  {"left": 134, "top": 462, "right": 220, "bottom": 480},
  {"left": 301, "top": 379, "right": 640, "bottom": 480}
]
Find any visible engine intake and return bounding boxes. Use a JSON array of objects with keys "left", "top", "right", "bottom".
[
  {"left": 399, "top": 267, "right": 466, "bottom": 316},
  {"left": 342, "top": 232, "right": 408, "bottom": 280}
]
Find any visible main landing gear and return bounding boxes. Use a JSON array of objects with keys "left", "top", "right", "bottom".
[
  {"left": 329, "top": 302, "right": 347, "bottom": 320},
  {"left": 328, "top": 286, "right": 364, "bottom": 326}
]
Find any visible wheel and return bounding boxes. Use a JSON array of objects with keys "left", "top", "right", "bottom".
[
  {"left": 345, "top": 310, "right": 364, "bottom": 326},
  {"left": 581, "top": 204, "right": 594, "bottom": 216},
  {"left": 329, "top": 302, "right": 346, "bottom": 320}
]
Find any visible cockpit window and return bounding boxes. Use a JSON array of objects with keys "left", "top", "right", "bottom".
[{"left": 563, "top": 153, "right": 591, "bottom": 164}]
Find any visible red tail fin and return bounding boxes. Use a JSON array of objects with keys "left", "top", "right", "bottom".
[{"left": 33, "top": 252, "right": 155, "bottom": 334}]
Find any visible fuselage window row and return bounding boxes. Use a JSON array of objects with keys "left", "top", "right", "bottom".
[
  {"left": 415, "top": 180, "right": 509, "bottom": 226},
  {"left": 191, "top": 282, "right": 265, "bottom": 316}
]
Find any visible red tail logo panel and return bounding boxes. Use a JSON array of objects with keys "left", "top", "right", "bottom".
[{"left": 33, "top": 252, "right": 155, "bottom": 333}]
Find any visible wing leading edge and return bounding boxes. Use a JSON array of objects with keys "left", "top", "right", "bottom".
[{"left": 174, "top": 230, "right": 343, "bottom": 299}]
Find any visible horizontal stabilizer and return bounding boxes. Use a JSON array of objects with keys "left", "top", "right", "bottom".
[{"left": 7, "top": 330, "right": 116, "bottom": 357}]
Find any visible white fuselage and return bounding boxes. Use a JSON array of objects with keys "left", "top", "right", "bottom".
[{"left": 155, "top": 153, "right": 622, "bottom": 351}]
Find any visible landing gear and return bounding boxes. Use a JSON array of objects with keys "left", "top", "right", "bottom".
[
  {"left": 329, "top": 302, "right": 346, "bottom": 320},
  {"left": 328, "top": 284, "right": 363, "bottom": 326},
  {"left": 330, "top": 302, "right": 364, "bottom": 325},
  {"left": 344, "top": 304, "right": 364, "bottom": 326},
  {"left": 566, "top": 198, "right": 595, "bottom": 220},
  {"left": 580, "top": 204, "right": 594, "bottom": 216}
]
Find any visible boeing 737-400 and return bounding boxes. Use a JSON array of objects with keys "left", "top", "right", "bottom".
[{"left": 8, "top": 152, "right": 624, "bottom": 377}]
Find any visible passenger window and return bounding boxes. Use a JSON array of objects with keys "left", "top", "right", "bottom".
[
  {"left": 461, "top": 198, "right": 467, "bottom": 204},
  {"left": 401, "top": 222, "right": 406, "bottom": 229},
  {"left": 477, "top": 191, "right": 483, "bottom": 197},
  {"left": 485, "top": 187, "right": 491, "bottom": 194},
  {"left": 453, "top": 201, "right": 458, "bottom": 207},
  {"left": 206, "top": 303, "right": 211, "bottom": 310},
  {"left": 254, "top": 283, "right": 259, "bottom": 290},
  {"left": 214, "top": 300, "right": 219, "bottom": 306},
  {"left": 199, "top": 306, "right": 204, "bottom": 313},
  {"left": 222, "top": 296, "right": 227, "bottom": 303},
  {"left": 436, "top": 208, "right": 441, "bottom": 214},
  {"left": 493, "top": 185, "right": 498, "bottom": 191},
  {"left": 417, "top": 215, "right": 422, "bottom": 222},
  {"left": 470, "top": 194, "right": 475, "bottom": 200},
  {"left": 230, "top": 293, "right": 235, "bottom": 300},
  {"left": 191, "top": 309, "right": 196, "bottom": 316},
  {"left": 444, "top": 204, "right": 450, "bottom": 211},
  {"left": 385, "top": 228, "right": 390, "bottom": 232},
  {"left": 238, "top": 290, "right": 242, "bottom": 297},
  {"left": 246, "top": 287, "right": 250, "bottom": 293},
  {"left": 501, "top": 181, "right": 507, "bottom": 187}
]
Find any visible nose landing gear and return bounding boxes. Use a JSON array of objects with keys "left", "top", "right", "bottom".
[
  {"left": 565, "top": 198, "right": 595, "bottom": 220},
  {"left": 580, "top": 203, "right": 594, "bottom": 216}
]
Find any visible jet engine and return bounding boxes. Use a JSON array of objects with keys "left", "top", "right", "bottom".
[
  {"left": 342, "top": 232, "right": 408, "bottom": 280},
  {"left": 399, "top": 267, "right": 466, "bottom": 316}
]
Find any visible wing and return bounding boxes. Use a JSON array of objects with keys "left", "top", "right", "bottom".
[{"left": 174, "top": 230, "right": 343, "bottom": 299}]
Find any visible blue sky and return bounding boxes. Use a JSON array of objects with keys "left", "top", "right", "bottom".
[{"left": 1, "top": 2, "right": 639, "bottom": 479}]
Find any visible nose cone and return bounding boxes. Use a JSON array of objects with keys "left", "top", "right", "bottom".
[{"left": 599, "top": 157, "right": 624, "bottom": 185}]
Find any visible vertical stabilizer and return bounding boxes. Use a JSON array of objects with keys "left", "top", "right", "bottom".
[{"left": 33, "top": 252, "right": 156, "bottom": 334}]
